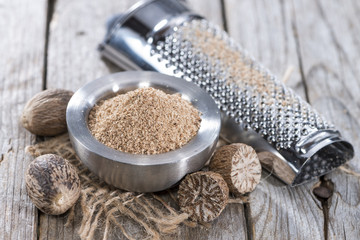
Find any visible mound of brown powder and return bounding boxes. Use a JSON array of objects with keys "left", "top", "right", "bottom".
[{"left": 88, "top": 87, "right": 201, "bottom": 155}]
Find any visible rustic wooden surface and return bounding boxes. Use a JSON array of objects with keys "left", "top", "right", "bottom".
[
  {"left": 0, "top": 0, "right": 47, "bottom": 239},
  {"left": 225, "top": 1, "right": 324, "bottom": 239},
  {"left": 1, "top": 0, "right": 360, "bottom": 239}
]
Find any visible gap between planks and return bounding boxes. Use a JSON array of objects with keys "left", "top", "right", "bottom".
[
  {"left": 37, "top": 0, "right": 57, "bottom": 239},
  {"left": 218, "top": 2, "right": 255, "bottom": 239},
  {"left": 42, "top": 0, "right": 56, "bottom": 90},
  {"left": 289, "top": 1, "right": 333, "bottom": 239}
]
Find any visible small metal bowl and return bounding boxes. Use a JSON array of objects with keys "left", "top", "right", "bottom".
[{"left": 66, "top": 71, "right": 221, "bottom": 192}]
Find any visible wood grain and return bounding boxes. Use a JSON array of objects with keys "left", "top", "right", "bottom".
[
  {"left": 224, "top": 0, "right": 306, "bottom": 99},
  {"left": 292, "top": 0, "right": 360, "bottom": 239},
  {"left": 43, "top": 0, "right": 135, "bottom": 239},
  {"left": 224, "top": 0, "right": 327, "bottom": 239},
  {"left": 187, "top": 0, "right": 224, "bottom": 28},
  {"left": 45, "top": 0, "right": 135, "bottom": 90},
  {"left": 0, "top": 0, "right": 47, "bottom": 239}
]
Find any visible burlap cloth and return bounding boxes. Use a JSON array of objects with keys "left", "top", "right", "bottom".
[{"left": 26, "top": 134, "right": 198, "bottom": 240}]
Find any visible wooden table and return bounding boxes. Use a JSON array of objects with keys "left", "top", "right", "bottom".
[{"left": 1, "top": 0, "right": 359, "bottom": 239}]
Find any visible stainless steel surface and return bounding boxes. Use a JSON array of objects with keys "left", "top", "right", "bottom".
[
  {"left": 66, "top": 71, "right": 221, "bottom": 192},
  {"left": 99, "top": 0, "right": 354, "bottom": 185},
  {"left": 98, "top": 0, "right": 201, "bottom": 73}
]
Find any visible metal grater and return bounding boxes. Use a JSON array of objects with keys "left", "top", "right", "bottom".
[{"left": 98, "top": 0, "right": 354, "bottom": 185}]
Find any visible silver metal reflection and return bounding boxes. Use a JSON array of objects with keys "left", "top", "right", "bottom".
[
  {"left": 99, "top": 0, "right": 354, "bottom": 185},
  {"left": 66, "top": 71, "right": 221, "bottom": 192}
]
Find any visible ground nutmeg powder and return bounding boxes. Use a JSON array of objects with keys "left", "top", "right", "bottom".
[{"left": 88, "top": 87, "right": 201, "bottom": 155}]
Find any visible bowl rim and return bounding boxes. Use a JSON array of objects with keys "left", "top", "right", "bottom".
[{"left": 66, "top": 71, "right": 221, "bottom": 166}]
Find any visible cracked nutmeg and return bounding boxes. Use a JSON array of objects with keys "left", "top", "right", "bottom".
[
  {"left": 25, "top": 154, "right": 81, "bottom": 215},
  {"left": 178, "top": 171, "right": 229, "bottom": 223},
  {"left": 210, "top": 143, "right": 262, "bottom": 195},
  {"left": 21, "top": 89, "right": 74, "bottom": 136}
]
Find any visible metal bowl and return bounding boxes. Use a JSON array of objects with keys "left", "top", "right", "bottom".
[{"left": 66, "top": 71, "right": 221, "bottom": 192}]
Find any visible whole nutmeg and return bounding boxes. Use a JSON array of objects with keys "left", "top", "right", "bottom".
[
  {"left": 21, "top": 89, "right": 74, "bottom": 136},
  {"left": 25, "top": 154, "right": 81, "bottom": 215}
]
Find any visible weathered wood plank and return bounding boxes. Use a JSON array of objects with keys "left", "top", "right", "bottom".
[
  {"left": 44, "top": 0, "right": 248, "bottom": 239},
  {"left": 0, "top": 0, "right": 47, "bottom": 239},
  {"left": 224, "top": 0, "right": 326, "bottom": 239},
  {"left": 43, "top": 0, "right": 136, "bottom": 239},
  {"left": 225, "top": 0, "right": 305, "bottom": 99},
  {"left": 46, "top": 0, "right": 135, "bottom": 91},
  {"left": 292, "top": 0, "right": 360, "bottom": 239},
  {"left": 176, "top": 204, "right": 248, "bottom": 240},
  {"left": 187, "top": 0, "right": 224, "bottom": 28}
]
